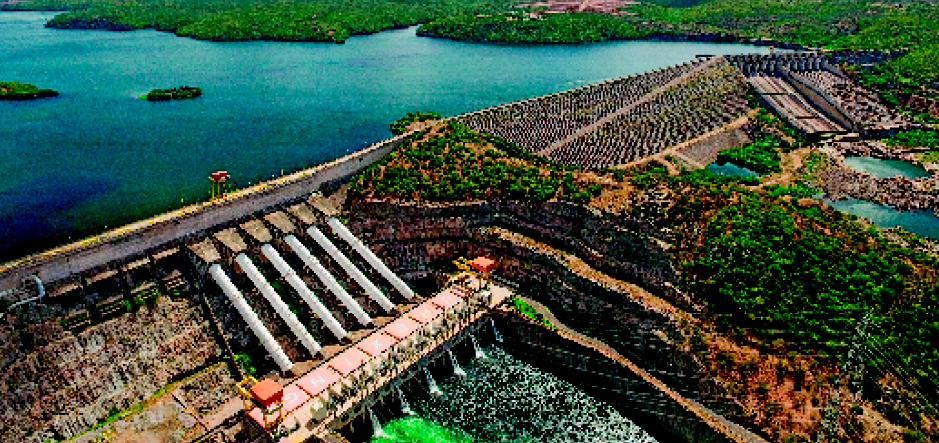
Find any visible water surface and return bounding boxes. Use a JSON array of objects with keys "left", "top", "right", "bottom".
[
  {"left": 842, "top": 156, "right": 930, "bottom": 179},
  {"left": 706, "top": 162, "right": 761, "bottom": 177},
  {"left": 826, "top": 198, "right": 939, "bottom": 240},
  {"left": 2, "top": 11, "right": 775, "bottom": 260}
]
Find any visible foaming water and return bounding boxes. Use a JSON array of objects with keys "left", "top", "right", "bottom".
[{"left": 388, "top": 346, "right": 658, "bottom": 443}]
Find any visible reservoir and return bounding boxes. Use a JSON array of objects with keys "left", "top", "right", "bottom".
[
  {"left": 842, "top": 156, "right": 930, "bottom": 179},
  {"left": 2, "top": 11, "right": 775, "bottom": 260}
]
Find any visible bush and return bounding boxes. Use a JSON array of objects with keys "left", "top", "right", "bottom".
[
  {"left": 390, "top": 111, "right": 441, "bottom": 135},
  {"left": 716, "top": 135, "right": 783, "bottom": 174}
]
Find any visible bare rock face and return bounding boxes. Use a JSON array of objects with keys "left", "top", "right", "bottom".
[{"left": 0, "top": 297, "right": 218, "bottom": 442}]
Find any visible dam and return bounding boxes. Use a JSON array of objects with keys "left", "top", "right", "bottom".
[{"left": 0, "top": 52, "right": 887, "bottom": 443}]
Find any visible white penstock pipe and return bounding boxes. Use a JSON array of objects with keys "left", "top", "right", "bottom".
[
  {"left": 327, "top": 217, "right": 415, "bottom": 300},
  {"left": 284, "top": 235, "right": 372, "bottom": 327},
  {"left": 208, "top": 264, "right": 293, "bottom": 373},
  {"left": 307, "top": 226, "right": 395, "bottom": 312},
  {"left": 235, "top": 253, "right": 322, "bottom": 357},
  {"left": 261, "top": 244, "right": 348, "bottom": 342}
]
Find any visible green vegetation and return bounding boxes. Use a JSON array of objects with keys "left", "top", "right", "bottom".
[
  {"left": 510, "top": 296, "right": 553, "bottom": 328},
  {"left": 887, "top": 129, "right": 939, "bottom": 149},
  {"left": 715, "top": 135, "right": 783, "bottom": 174},
  {"left": 350, "top": 120, "right": 609, "bottom": 204},
  {"left": 371, "top": 416, "right": 476, "bottom": 443},
  {"left": 8, "top": 0, "right": 517, "bottom": 43},
  {"left": 0, "top": 81, "right": 58, "bottom": 100},
  {"left": 764, "top": 182, "right": 818, "bottom": 198},
  {"left": 418, "top": 12, "right": 649, "bottom": 44},
  {"left": 670, "top": 182, "right": 939, "bottom": 391},
  {"left": 390, "top": 111, "right": 441, "bottom": 135},
  {"left": 143, "top": 86, "right": 202, "bottom": 101}
]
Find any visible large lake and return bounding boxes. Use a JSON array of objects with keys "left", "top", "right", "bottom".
[{"left": 2, "top": 11, "right": 774, "bottom": 261}]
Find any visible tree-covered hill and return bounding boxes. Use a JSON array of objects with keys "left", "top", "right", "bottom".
[{"left": 3, "top": 0, "right": 519, "bottom": 42}]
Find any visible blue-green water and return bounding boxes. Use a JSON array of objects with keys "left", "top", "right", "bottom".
[
  {"left": 842, "top": 156, "right": 930, "bottom": 179},
  {"left": 826, "top": 198, "right": 939, "bottom": 240},
  {"left": 2, "top": 11, "right": 774, "bottom": 260},
  {"left": 706, "top": 162, "right": 760, "bottom": 177}
]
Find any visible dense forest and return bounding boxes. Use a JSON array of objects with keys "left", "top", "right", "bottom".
[
  {"left": 0, "top": 81, "right": 58, "bottom": 100},
  {"left": 3, "top": 0, "right": 518, "bottom": 42},
  {"left": 417, "top": 12, "right": 648, "bottom": 44},
  {"left": 350, "top": 119, "right": 939, "bottom": 441}
]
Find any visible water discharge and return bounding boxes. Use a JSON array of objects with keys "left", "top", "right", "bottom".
[
  {"left": 400, "top": 346, "right": 657, "bottom": 443},
  {"left": 470, "top": 335, "right": 487, "bottom": 360},
  {"left": 396, "top": 387, "right": 415, "bottom": 416},
  {"left": 448, "top": 350, "right": 467, "bottom": 378},
  {"left": 424, "top": 368, "right": 443, "bottom": 396}
]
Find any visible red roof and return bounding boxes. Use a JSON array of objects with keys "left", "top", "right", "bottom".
[
  {"left": 281, "top": 384, "right": 311, "bottom": 413},
  {"left": 297, "top": 367, "right": 341, "bottom": 397},
  {"left": 430, "top": 290, "right": 462, "bottom": 309},
  {"left": 470, "top": 256, "right": 497, "bottom": 273},
  {"left": 383, "top": 316, "right": 422, "bottom": 340},
  {"left": 328, "top": 347, "right": 371, "bottom": 376},
  {"left": 407, "top": 303, "right": 443, "bottom": 324},
  {"left": 357, "top": 332, "right": 398, "bottom": 357},
  {"left": 250, "top": 379, "right": 283, "bottom": 409}
]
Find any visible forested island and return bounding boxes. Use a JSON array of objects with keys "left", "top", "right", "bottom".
[
  {"left": 0, "top": 81, "right": 58, "bottom": 100},
  {"left": 142, "top": 86, "right": 202, "bottom": 101}
]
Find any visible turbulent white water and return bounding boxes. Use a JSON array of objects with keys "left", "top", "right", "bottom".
[{"left": 412, "top": 346, "right": 658, "bottom": 443}]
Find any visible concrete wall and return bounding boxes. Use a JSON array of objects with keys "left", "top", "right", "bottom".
[
  {"left": 0, "top": 132, "right": 412, "bottom": 292},
  {"left": 781, "top": 68, "right": 857, "bottom": 131}
]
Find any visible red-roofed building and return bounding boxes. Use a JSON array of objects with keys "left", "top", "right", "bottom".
[
  {"left": 329, "top": 347, "right": 371, "bottom": 376},
  {"left": 297, "top": 367, "right": 341, "bottom": 397},
  {"left": 470, "top": 256, "right": 497, "bottom": 273},
  {"left": 356, "top": 332, "right": 398, "bottom": 357},
  {"left": 281, "top": 385, "right": 311, "bottom": 413},
  {"left": 407, "top": 303, "right": 443, "bottom": 324},
  {"left": 430, "top": 290, "right": 462, "bottom": 309},
  {"left": 383, "top": 316, "right": 422, "bottom": 340},
  {"left": 250, "top": 379, "right": 283, "bottom": 409}
]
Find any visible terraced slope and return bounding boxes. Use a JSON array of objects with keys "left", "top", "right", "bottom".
[{"left": 458, "top": 57, "right": 752, "bottom": 169}]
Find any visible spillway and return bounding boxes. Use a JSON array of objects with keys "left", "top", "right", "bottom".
[
  {"left": 307, "top": 226, "right": 395, "bottom": 313},
  {"left": 261, "top": 244, "right": 349, "bottom": 342},
  {"left": 235, "top": 253, "right": 322, "bottom": 357},
  {"left": 284, "top": 234, "right": 373, "bottom": 327},
  {"left": 208, "top": 264, "right": 294, "bottom": 372},
  {"left": 327, "top": 217, "right": 415, "bottom": 300}
]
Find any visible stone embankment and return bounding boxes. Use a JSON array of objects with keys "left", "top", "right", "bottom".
[{"left": 0, "top": 297, "right": 218, "bottom": 443}]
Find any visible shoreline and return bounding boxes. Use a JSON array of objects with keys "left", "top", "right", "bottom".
[{"left": 3, "top": 8, "right": 814, "bottom": 49}]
